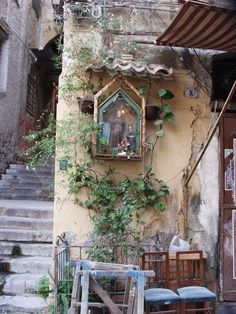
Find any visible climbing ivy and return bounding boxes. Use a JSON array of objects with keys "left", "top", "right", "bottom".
[{"left": 24, "top": 34, "right": 176, "bottom": 264}]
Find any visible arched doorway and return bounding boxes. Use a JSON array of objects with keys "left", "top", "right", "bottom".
[{"left": 17, "top": 36, "right": 62, "bottom": 156}]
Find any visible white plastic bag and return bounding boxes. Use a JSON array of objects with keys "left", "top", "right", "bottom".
[{"left": 169, "top": 235, "right": 190, "bottom": 253}]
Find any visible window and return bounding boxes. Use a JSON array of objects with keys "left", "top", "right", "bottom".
[
  {"left": 26, "top": 74, "right": 37, "bottom": 117},
  {"left": 0, "top": 39, "right": 9, "bottom": 92},
  {"left": 212, "top": 53, "right": 236, "bottom": 103},
  {"left": 0, "top": 18, "right": 10, "bottom": 92}
]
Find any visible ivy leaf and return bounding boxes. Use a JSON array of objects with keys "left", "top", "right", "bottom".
[
  {"left": 161, "top": 104, "right": 171, "bottom": 114},
  {"left": 138, "top": 85, "right": 147, "bottom": 95},
  {"left": 164, "top": 112, "right": 175, "bottom": 122},
  {"left": 86, "top": 161, "right": 94, "bottom": 168},
  {"left": 144, "top": 165, "right": 152, "bottom": 174},
  {"left": 157, "top": 190, "right": 166, "bottom": 197},
  {"left": 154, "top": 119, "right": 163, "bottom": 126},
  {"left": 86, "top": 82, "right": 95, "bottom": 91},
  {"left": 156, "top": 129, "right": 164, "bottom": 137},
  {"left": 99, "top": 137, "right": 107, "bottom": 145},
  {"left": 105, "top": 166, "right": 115, "bottom": 176},
  {"left": 145, "top": 139, "right": 154, "bottom": 145},
  {"left": 154, "top": 203, "right": 166, "bottom": 212},
  {"left": 156, "top": 89, "right": 175, "bottom": 99}
]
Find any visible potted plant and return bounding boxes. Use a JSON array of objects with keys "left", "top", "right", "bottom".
[
  {"left": 78, "top": 81, "right": 95, "bottom": 115},
  {"left": 145, "top": 105, "right": 160, "bottom": 121},
  {"left": 138, "top": 86, "right": 175, "bottom": 121}
]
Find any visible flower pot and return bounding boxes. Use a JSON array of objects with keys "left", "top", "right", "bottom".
[
  {"left": 145, "top": 105, "right": 160, "bottom": 121},
  {"left": 78, "top": 98, "right": 94, "bottom": 115}
]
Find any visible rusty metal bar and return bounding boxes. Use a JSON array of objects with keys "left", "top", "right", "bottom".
[{"left": 185, "top": 80, "right": 236, "bottom": 186}]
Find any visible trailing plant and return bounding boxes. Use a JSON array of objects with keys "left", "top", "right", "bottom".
[
  {"left": 24, "top": 98, "right": 174, "bottom": 263},
  {"left": 24, "top": 34, "right": 176, "bottom": 264},
  {"left": 37, "top": 271, "right": 73, "bottom": 314},
  {"left": 138, "top": 85, "right": 176, "bottom": 161},
  {"left": 23, "top": 111, "right": 56, "bottom": 166},
  {"left": 70, "top": 164, "right": 169, "bottom": 263},
  {"left": 51, "top": 37, "right": 63, "bottom": 71}
]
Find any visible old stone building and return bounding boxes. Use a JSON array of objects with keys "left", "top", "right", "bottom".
[{"left": 0, "top": 0, "right": 60, "bottom": 176}]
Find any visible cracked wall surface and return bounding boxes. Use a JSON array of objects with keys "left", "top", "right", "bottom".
[{"left": 52, "top": 3, "right": 222, "bottom": 290}]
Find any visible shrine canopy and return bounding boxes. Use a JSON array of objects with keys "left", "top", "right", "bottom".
[{"left": 155, "top": 0, "right": 236, "bottom": 52}]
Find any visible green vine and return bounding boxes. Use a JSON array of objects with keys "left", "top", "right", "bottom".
[
  {"left": 24, "top": 36, "right": 176, "bottom": 264},
  {"left": 24, "top": 104, "right": 174, "bottom": 263},
  {"left": 23, "top": 111, "right": 56, "bottom": 166},
  {"left": 68, "top": 163, "right": 169, "bottom": 262}
]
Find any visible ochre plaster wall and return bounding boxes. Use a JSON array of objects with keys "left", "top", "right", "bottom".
[{"left": 53, "top": 5, "right": 219, "bottom": 274}]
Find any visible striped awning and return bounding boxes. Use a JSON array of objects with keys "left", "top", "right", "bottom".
[{"left": 156, "top": 0, "right": 236, "bottom": 52}]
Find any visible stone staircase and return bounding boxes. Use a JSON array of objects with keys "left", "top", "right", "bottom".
[
  {"left": 0, "top": 164, "right": 54, "bottom": 201},
  {"left": 0, "top": 163, "right": 54, "bottom": 313}
]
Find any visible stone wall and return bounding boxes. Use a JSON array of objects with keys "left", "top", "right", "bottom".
[
  {"left": 0, "top": 1, "right": 32, "bottom": 173},
  {"left": 0, "top": 0, "right": 59, "bottom": 175}
]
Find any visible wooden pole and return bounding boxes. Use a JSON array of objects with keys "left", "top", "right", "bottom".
[{"left": 184, "top": 80, "right": 236, "bottom": 186}]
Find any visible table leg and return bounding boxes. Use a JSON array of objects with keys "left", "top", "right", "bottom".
[{"left": 136, "top": 272, "right": 145, "bottom": 314}]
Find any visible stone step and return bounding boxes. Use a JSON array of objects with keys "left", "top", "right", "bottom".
[
  {"left": 0, "top": 229, "right": 52, "bottom": 243},
  {"left": 0, "top": 186, "right": 53, "bottom": 194},
  {"left": 0, "top": 202, "right": 53, "bottom": 219},
  {"left": 0, "top": 216, "right": 53, "bottom": 230},
  {"left": 0, "top": 242, "right": 52, "bottom": 257},
  {"left": 1, "top": 273, "right": 48, "bottom": 295},
  {"left": 1, "top": 181, "right": 44, "bottom": 188},
  {"left": 6, "top": 169, "right": 54, "bottom": 177},
  {"left": 0, "top": 256, "right": 52, "bottom": 275},
  {"left": 0, "top": 193, "right": 53, "bottom": 201},
  {"left": 1, "top": 174, "right": 53, "bottom": 184},
  {"left": 0, "top": 295, "right": 49, "bottom": 313},
  {"left": 10, "top": 164, "right": 54, "bottom": 172}
]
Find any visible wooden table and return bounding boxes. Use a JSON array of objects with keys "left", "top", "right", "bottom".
[{"left": 69, "top": 260, "right": 155, "bottom": 314}]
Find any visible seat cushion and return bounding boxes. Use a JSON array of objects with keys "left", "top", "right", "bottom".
[
  {"left": 177, "top": 286, "right": 216, "bottom": 302},
  {"left": 145, "top": 288, "right": 181, "bottom": 305}
]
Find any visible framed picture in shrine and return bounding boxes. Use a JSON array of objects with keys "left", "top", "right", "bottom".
[
  {"left": 96, "top": 90, "right": 142, "bottom": 159},
  {"left": 94, "top": 76, "right": 145, "bottom": 160}
]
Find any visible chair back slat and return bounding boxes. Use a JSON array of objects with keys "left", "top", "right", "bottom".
[
  {"left": 176, "top": 250, "right": 204, "bottom": 287},
  {"left": 142, "top": 252, "right": 170, "bottom": 289}
]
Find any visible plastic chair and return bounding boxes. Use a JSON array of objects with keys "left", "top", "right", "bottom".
[
  {"left": 176, "top": 250, "right": 216, "bottom": 313},
  {"left": 142, "top": 252, "right": 181, "bottom": 314}
]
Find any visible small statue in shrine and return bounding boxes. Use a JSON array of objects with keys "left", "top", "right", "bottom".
[
  {"left": 110, "top": 110, "right": 125, "bottom": 148},
  {"left": 126, "top": 124, "right": 136, "bottom": 151}
]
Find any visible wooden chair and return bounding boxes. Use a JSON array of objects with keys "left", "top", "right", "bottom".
[
  {"left": 142, "top": 252, "right": 181, "bottom": 314},
  {"left": 175, "top": 250, "right": 216, "bottom": 314}
]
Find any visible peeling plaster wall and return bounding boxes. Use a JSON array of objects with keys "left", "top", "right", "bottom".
[
  {"left": 188, "top": 135, "right": 219, "bottom": 256},
  {"left": 54, "top": 4, "right": 220, "bottom": 286}
]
